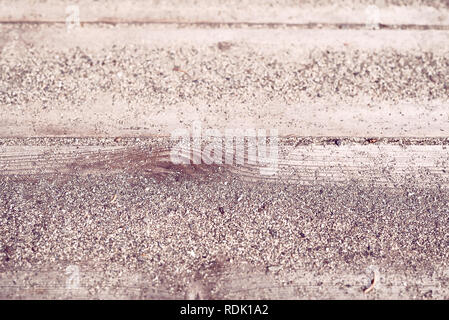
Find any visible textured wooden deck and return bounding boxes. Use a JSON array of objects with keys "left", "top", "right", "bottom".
[{"left": 1, "top": 0, "right": 449, "bottom": 300}]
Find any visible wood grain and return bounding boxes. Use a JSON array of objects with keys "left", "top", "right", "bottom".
[
  {"left": 1, "top": 142, "right": 448, "bottom": 188},
  {"left": 1, "top": 0, "right": 448, "bottom": 26}
]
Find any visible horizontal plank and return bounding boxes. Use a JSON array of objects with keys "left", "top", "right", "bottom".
[
  {"left": 2, "top": 266, "right": 449, "bottom": 299},
  {"left": 1, "top": 140, "right": 449, "bottom": 188},
  {"left": 2, "top": 138, "right": 449, "bottom": 299},
  {"left": 0, "top": 0, "right": 448, "bottom": 26},
  {"left": 1, "top": 25, "right": 448, "bottom": 138}
]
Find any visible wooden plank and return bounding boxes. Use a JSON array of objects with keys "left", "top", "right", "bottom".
[
  {"left": 2, "top": 139, "right": 449, "bottom": 299},
  {"left": 1, "top": 25, "right": 448, "bottom": 138},
  {"left": 2, "top": 141, "right": 449, "bottom": 188},
  {"left": 2, "top": 266, "right": 449, "bottom": 299},
  {"left": 0, "top": 0, "right": 448, "bottom": 26}
]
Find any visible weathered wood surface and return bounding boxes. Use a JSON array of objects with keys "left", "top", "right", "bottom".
[
  {"left": 1, "top": 142, "right": 449, "bottom": 187},
  {"left": 1, "top": 25, "right": 448, "bottom": 138},
  {"left": 1, "top": 0, "right": 449, "bottom": 300},
  {"left": 1, "top": 0, "right": 448, "bottom": 26}
]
